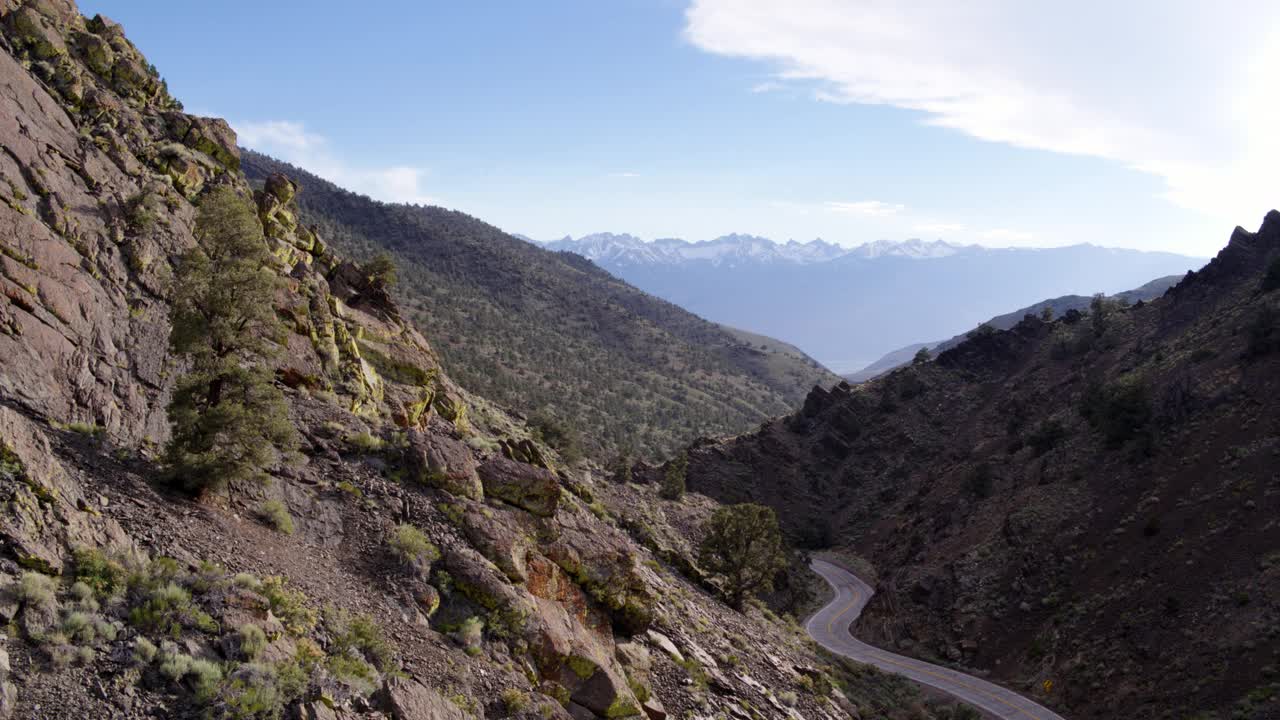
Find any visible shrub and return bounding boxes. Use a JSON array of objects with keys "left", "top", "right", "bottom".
[
  {"left": 388, "top": 524, "right": 439, "bottom": 575},
  {"left": 237, "top": 624, "right": 267, "bottom": 660},
  {"left": 454, "top": 616, "right": 484, "bottom": 651},
  {"left": 1080, "top": 377, "right": 1153, "bottom": 449},
  {"left": 326, "top": 653, "right": 378, "bottom": 696},
  {"left": 133, "top": 636, "right": 158, "bottom": 664},
  {"left": 62, "top": 611, "right": 95, "bottom": 645},
  {"left": 659, "top": 452, "right": 687, "bottom": 501},
  {"left": 347, "top": 431, "right": 384, "bottom": 453},
  {"left": 912, "top": 346, "right": 932, "bottom": 365},
  {"left": 1026, "top": 419, "right": 1067, "bottom": 456},
  {"left": 17, "top": 571, "right": 57, "bottom": 611},
  {"left": 218, "top": 662, "right": 291, "bottom": 719},
  {"left": 257, "top": 500, "right": 295, "bottom": 535},
  {"left": 188, "top": 658, "right": 224, "bottom": 701},
  {"left": 259, "top": 576, "right": 316, "bottom": 636},
  {"left": 501, "top": 688, "right": 529, "bottom": 713},
  {"left": 129, "top": 582, "right": 217, "bottom": 637},
  {"left": 327, "top": 608, "right": 396, "bottom": 673},
  {"left": 72, "top": 547, "right": 127, "bottom": 600},
  {"left": 967, "top": 463, "right": 995, "bottom": 499}
]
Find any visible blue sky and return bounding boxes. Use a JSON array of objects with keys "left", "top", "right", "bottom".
[{"left": 82, "top": 1, "right": 1279, "bottom": 256}]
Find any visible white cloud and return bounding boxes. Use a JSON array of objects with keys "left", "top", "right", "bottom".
[
  {"left": 979, "top": 228, "right": 1035, "bottom": 243},
  {"left": 825, "top": 200, "right": 904, "bottom": 217},
  {"left": 914, "top": 222, "right": 965, "bottom": 234},
  {"left": 232, "top": 120, "right": 441, "bottom": 206},
  {"left": 750, "top": 80, "right": 783, "bottom": 94},
  {"left": 685, "top": 0, "right": 1280, "bottom": 226},
  {"left": 608, "top": 171, "right": 641, "bottom": 178}
]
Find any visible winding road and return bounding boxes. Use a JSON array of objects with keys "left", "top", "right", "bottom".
[{"left": 806, "top": 559, "right": 1066, "bottom": 720}]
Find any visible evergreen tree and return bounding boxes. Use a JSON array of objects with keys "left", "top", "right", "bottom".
[
  {"left": 659, "top": 451, "right": 687, "bottom": 500},
  {"left": 698, "top": 503, "right": 787, "bottom": 609},
  {"left": 912, "top": 346, "right": 932, "bottom": 365},
  {"left": 164, "top": 187, "right": 297, "bottom": 494}
]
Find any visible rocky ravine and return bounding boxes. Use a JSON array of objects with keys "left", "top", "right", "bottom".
[
  {"left": 0, "top": 2, "right": 976, "bottom": 719},
  {"left": 686, "top": 212, "right": 1280, "bottom": 719}
]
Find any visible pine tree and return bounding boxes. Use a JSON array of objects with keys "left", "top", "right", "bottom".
[
  {"left": 659, "top": 451, "right": 687, "bottom": 500},
  {"left": 164, "top": 186, "right": 297, "bottom": 494},
  {"left": 698, "top": 503, "right": 787, "bottom": 609}
]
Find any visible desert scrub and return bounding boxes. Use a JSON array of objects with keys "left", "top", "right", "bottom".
[
  {"left": 236, "top": 623, "right": 267, "bottom": 660},
  {"left": 16, "top": 571, "right": 57, "bottom": 612},
  {"left": 326, "top": 607, "right": 397, "bottom": 673},
  {"left": 388, "top": 523, "right": 439, "bottom": 575},
  {"left": 72, "top": 546, "right": 128, "bottom": 600},
  {"left": 257, "top": 499, "right": 295, "bottom": 535},
  {"left": 259, "top": 576, "right": 316, "bottom": 636},
  {"left": 454, "top": 616, "right": 484, "bottom": 654},
  {"left": 129, "top": 581, "right": 218, "bottom": 637},
  {"left": 347, "top": 431, "right": 384, "bottom": 453},
  {"left": 501, "top": 688, "right": 529, "bottom": 712}
]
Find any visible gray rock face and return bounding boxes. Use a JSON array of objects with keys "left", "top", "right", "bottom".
[
  {"left": 477, "top": 456, "right": 560, "bottom": 517},
  {"left": 375, "top": 676, "right": 466, "bottom": 720},
  {"left": 406, "top": 426, "right": 482, "bottom": 500}
]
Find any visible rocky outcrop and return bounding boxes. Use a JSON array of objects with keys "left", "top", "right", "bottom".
[
  {"left": 374, "top": 677, "right": 466, "bottom": 720},
  {"left": 478, "top": 456, "right": 560, "bottom": 517},
  {"left": 405, "top": 422, "right": 482, "bottom": 500}
]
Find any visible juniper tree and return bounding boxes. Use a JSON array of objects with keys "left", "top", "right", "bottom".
[
  {"left": 659, "top": 451, "right": 687, "bottom": 500},
  {"left": 698, "top": 503, "right": 786, "bottom": 609},
  {"left": 164, "top": 186, "right": 297, "bottom": 494}
]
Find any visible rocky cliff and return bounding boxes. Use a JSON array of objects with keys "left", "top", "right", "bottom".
[
  {"left": 687, "top": 211, "right": 1280, "bottom": 718},
  {"left": 0, "top": 2, "right": 972, "bottom": 719}
]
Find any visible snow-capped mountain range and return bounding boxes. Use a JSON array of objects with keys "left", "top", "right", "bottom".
[
  {"left": 532, "top": 230, "right": 1206, "bottom": 374},
  {"left": 544, "top": 233, "right": 972, "bottom": 267}
]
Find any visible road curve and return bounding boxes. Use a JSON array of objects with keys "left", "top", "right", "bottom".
[{"left": 806, "top": 559, "right": 1066, "bottom": 720}]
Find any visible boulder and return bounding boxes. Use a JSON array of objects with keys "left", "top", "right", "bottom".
[
  {"left": 405, "top": 427, "right": 482, "bottom": 500},
  {"left": 478, "top": 456, "right": 560, "bottom": 517},
  {"left": 374, "top": 677, "right": 466, "bottom": 720}
]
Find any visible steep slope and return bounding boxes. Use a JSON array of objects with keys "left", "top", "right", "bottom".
[
  {"left": 0, "top": 3, "right": 968, "bottom": 719},
  {"left": 847, "top": 274, "right": 1184, "bottom": 382},
  {"left": 554, "top": 233, "right": 1204, "bottom": 373},
  {"left": 685, "top": 212, "right": 1280, "bottom": 719},
  {"left": 240, "top": 153, "right": 839, "bottom": 461}
]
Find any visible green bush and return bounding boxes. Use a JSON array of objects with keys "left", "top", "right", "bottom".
[
  {"left": 237, "top": 624, "right": 267, "bottom": 660},
  {"left": 1026, "top": 420, "right": 1067, "bottom": 456},
  {"left": 257, "top": 500, "right": 295, "bottom": 535},
  {"left": 454, "top": 616, "right": 484, "bottom": 652},
  {"left": 1080, "top": 377, "right": 1153, "bottom": 449},
  {"left": 259, "top": 576, "right": 316, "bottom": 636},
  {"left": 659, "top": 452, "right": 687, "bottom": 500},
  {"left": 501, "top": 688, "right": 529, "bottom": 713},
  {"left": 72, "top": 547, "right": 128, "bottom": 600},
  {"left": 129, "top": 582, "right": 217, "bottom": 637},
  {"left": 388, "top": 524, "right": 439, "bottom": 575},
  {"left": 16, "top": 571, "right": 57, "bottom": 611},
  {"left": 327, "top": 608, "right": 396, "bottom": 673}
]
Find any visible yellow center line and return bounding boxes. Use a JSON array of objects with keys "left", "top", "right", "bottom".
[{"left": 823, "top": 580, "right": 1045, "bottom": 720}]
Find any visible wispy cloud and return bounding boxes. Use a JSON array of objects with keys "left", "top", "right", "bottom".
[
  {"left": 608, "top": 171, "right": 641, "bottom": 178},
  {"left": 750, "top": 80, "right": 784, "bottom": 94},
  {"left": 914, "top": 222, "right": 966, "bottom": 234},
  {"left": 232, "top": 120, "right": 442, "bottom": 206},
  {"left": 979, "top": 228, "right": 1035, "bottom": 243},
  {"left": 824, "top": 200, "right": 905, "bottom": 217},
  {"left": 685, "top": 0, "right": 1280, "bottom": 226}
]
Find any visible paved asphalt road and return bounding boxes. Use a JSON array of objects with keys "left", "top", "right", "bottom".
[{"left": 806, "top": 559, "right": 1067, "bottom": 720}]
